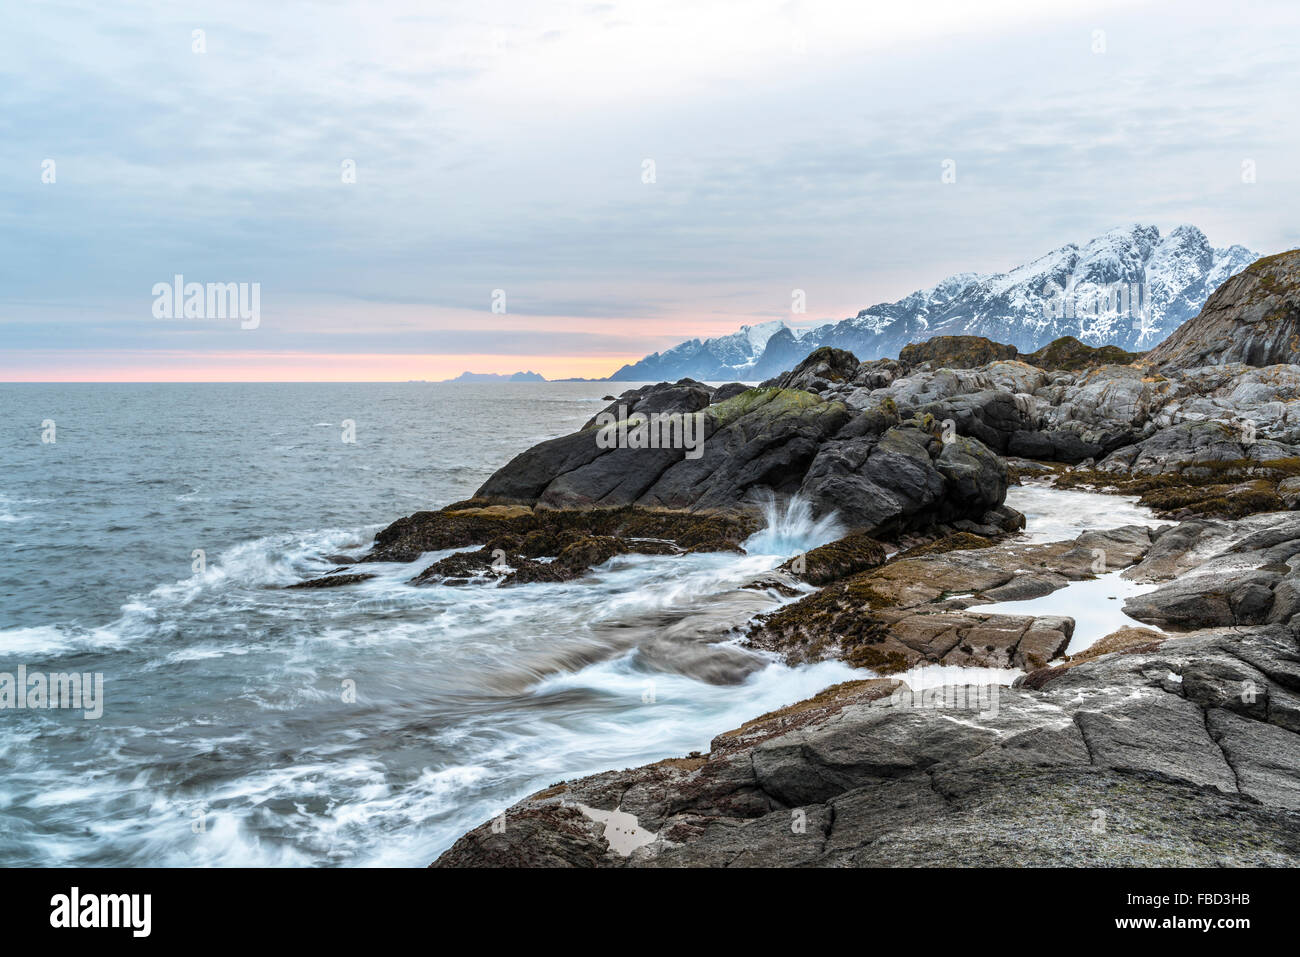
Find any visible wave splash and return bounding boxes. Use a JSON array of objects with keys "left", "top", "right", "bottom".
[{"left": 744, "top": 493, "right": 845, "bottom": 557}]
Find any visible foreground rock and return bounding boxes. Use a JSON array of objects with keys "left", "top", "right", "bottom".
[
  {"left": 1121, "top": 510, "right": 1300, "bottom": 630},
  {"left": 434, "top": 502, "right": 1300, "bottom": 867},
  {"left": 435, "top": 621, "right": 1300, "bottom": 866}
]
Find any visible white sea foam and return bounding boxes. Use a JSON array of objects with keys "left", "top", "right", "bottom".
[
  {"left": 744, "top": 493, "right": 846, "bottom": 556},
  {"left": 0, "top": 624, "right": 130, "bottom": 657},
  {"left": 1006, "top": 482, "right": 1161, "bottom": 544}
]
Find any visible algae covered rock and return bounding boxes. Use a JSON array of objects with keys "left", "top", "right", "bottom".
[
  {"left": 1022, "top": 335, "right": 1142, "bottom": 371},
  {"left": 899, "top": 335, "right": 1018, "bottom": 369}
]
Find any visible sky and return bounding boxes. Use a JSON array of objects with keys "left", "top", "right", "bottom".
[{"left": 2, "top": 0, "right": 1298, "bottom": 381}]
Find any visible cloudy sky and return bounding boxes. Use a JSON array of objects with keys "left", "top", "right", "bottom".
[{"left": 3, "top": 0, "right": 1298, "bottom": 381}]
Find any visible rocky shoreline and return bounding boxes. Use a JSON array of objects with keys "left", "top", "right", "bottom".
[{"left": 315, "top": 250, "right": 1300, "bottom": 866}]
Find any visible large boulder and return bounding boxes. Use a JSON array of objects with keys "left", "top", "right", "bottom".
[
  {"left": 1021, "top": 335, "right": 1142, "bottom": 371},
  {"left": 474, "top": 375, "right": 1009, "bottom": 538},
  {"left": 634, "top": 389, "right": 854, "bottom": 511},
  {"left": 917, "top": 389, "right": 1036, "bottom": 454},
  {"left": 762, "top": 346, "right": 861, "bottom": 392},
  {"left": 798, "top": 423, "right": 1007, "bottom": 535},
  {"left": 581, "top": 379, "right": 713, "bottom": 429},
  {"left": 898, "top": 335, "right": 1017, "bottom": 369}
]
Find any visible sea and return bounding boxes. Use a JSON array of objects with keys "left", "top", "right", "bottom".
[{"left": 0, "top": 382, "right": 865, "bottom": 866}]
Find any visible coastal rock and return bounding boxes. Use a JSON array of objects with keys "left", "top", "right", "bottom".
[
  {"left": 710, "top": 382, "right": 750, "bottom": 403},
  {"left": 362, "top": 504, "right": 757, "bottom": 565},
  {"left": 1280, "top": 476, "right": 1300, "bottom": 508},
  {"left": 435, "top": 620, "right": 1300, "bottom": 867},
  {"left": 762, "top": 346, "right": 860, "bottom": 391},
  {"left": 581, "top": 379, "right": 714, "bottom": 430},
  {"left": 1123, "top": 510, "right": 1300, "bottom": 629},
  {"left": 409, "top": 536, "right": 683, "bottom": 587},
  {"left": 286, "top": 572, "right": 376, "bottom": 588},
  {"left": 780, "top": 531, "right": 887, "bottom": 586},
  {"left": 1021, "top": 336, "right": 1142, "bottom": 371},
  {"left": 745, "top": 524, "right": 1150, "bottom": 671},
  {"left": 797, "top": 422, "right": 1005, "bottom": 536},
  {"left": 476, "top": 387, "right": 851, "bottom": 511},
  {"left": 898, "top": 335, "right": 1017, "bottom": 369},
  {"left": 916, "top": 390, "right": 1035, "bottom": 454},
  {"left": 1095, "top": 420, "right": 1290, "bottom": 477},
  {"left": 474, "top": 364, "right": 1011, "bottom": 540}
]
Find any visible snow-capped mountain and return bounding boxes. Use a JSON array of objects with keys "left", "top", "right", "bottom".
[
  {"left": 608, "top": 320, "right": 797, "bottom": 381},
  {"left": 607, "top": 225, "right": 1258, "bottom": 381}
]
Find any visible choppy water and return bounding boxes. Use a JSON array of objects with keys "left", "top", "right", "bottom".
[
  {"left": 0, "top": 383, "right": 857, "bottom": 866},
  {"left": 0, "top": 386, "right": 1163, "bottom": 866}
]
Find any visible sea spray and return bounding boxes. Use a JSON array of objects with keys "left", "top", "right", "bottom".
[{"left": 743, "top": 493, "right": 845, "bottom": 557}]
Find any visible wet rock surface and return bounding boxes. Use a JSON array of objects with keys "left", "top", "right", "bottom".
[
  {"left": 434, "top": 504, "right": 1300, "bottom": 866},
  {"left": 286, "top": 572, "right": 376, "bottom": 589},
  {"left": 745, "top": 524, "right": 1148, "bottom": 672},
  {"left": 435, "top": 619, "right": 1300, "bottom": 866},
  {"left": 362, "top": 503, "right": 758, "bottom": 565}
]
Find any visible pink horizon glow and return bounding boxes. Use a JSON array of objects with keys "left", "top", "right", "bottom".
[{"left": 0, "top": 351, "right": 653, "bottom": 383}]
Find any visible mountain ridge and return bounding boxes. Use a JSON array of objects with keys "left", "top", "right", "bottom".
[
  {"left": 607, "top": 224, "right": 1258, "bottom": 381},
  {"left": 441, "top": 370, "right": 547, "bottom": 383}
]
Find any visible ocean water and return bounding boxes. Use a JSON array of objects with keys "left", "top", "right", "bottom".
[{"left": 0, "top": 383, "right": 856, "bottom": 866}]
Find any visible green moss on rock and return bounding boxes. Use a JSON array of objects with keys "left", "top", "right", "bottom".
[
  {"left": 780, "top": 531, "right": 887, "bottom": 586},
  {"left": 894, "top": 532, "right": 995, "bottom": 559}
]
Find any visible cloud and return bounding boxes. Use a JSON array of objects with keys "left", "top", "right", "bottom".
[{"left": 2, "top": 0, "right": 1298, "bottom": 378}]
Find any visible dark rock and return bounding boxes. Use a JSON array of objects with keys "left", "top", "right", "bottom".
[
  {"left": 365, "top": 504, "right": 757, "bottom": 565},
  {"left": 710, "top": 382, "right": 751, "bottom": 403},
  {"left": 763, "top": 346, "right": 861, "bottom": 391},
  {"left": 286, "top": 572, "right": 376, "bottom": 589},
  {"left": 919, "top": 390, "right": 1035, "bottom": 453},
  {"left": 500, "top": 536, "right": 680, "bottom": 586},
  {"left": 1007, "top": 429, "right": 1105, "bottom": 463},
  {"left": 780, "top": 531, "right": 887, "bottom": 586}
]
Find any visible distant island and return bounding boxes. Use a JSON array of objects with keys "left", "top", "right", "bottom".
[{"left": 439, "top": 371, "right": 547, "bottom": 383}]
